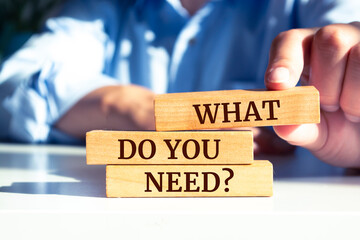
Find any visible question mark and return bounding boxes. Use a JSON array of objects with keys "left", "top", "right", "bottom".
[{"left": 222, "top": 168, "right": 234, "bottom": 192}]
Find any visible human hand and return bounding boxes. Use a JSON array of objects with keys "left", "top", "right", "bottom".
[
  {"left": 218, "top": 127, "right": 295, "bottom": 155},
  {"left": 265, "top": 22, "right": 360, "bottom": 167},
  {"left": 56, "top": 84, "right": 155, "bottom": 139},
  {"left": 99, "top": 84, "right": 155, "bottom": 131},
  {"left": 251, "top": 127, "right": 296, "bottom": 156}
]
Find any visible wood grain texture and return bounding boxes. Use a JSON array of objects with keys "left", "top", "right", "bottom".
[
  {"left": 86, "top": 130, "right": 253, "bottom": 165},
  {"left": 106, "top": 161, "right": 273, "bottom": 197},
  {"left": 155, "top": 86, "right": 320, "bottom": 131}
]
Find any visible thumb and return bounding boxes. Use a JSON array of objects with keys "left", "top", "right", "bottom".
[
  {"left": 273, "top": 114, "right": 327, "bottom": 152},
  {"left": 265, "top": 29, "right": 315, "bottom": 90}
]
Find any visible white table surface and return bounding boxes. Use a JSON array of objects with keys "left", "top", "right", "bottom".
[{"left": 0, "top": 143, "right": 359, "bottom": 240}]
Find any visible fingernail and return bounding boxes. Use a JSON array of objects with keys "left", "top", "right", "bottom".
[
  {"left": 344, "top": 113, "right": 360, "bottom": 123},
  {"left": 321, "top": 104, "right": 339, "bottom": 112},
  {"left": 267, "top": 67, "right": 290, "bottom": 83}
]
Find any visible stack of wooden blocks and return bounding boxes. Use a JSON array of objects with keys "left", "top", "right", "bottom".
[{"left": 86, "top": 86, "right": 320, "bottom": 197}]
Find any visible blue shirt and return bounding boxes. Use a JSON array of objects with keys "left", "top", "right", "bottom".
[{"left": 0, "top": 0, "right": 359, "bottom": 143}]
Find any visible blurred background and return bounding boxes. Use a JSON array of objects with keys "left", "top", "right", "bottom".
[{"left": 0, "top": 0, "right": 64, "bottom": 63}]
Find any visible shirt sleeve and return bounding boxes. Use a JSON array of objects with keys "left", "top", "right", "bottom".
[
  {"left": 0, "top": 0, "right": 122, "bottom": 143},
  {"left": 296, "top": 0, "right": 360, "bottom": 28}
]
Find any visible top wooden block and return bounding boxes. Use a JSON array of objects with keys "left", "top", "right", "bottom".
[{"left": 155, "top": 86, "right": 320, "bottom": 131}]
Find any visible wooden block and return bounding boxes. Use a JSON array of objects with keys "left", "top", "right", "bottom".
[
  {"left": 106, "top": 160, "right": 273, "bottom": 197},
  {"left": 86, "top": 130, "right": 253, "bottom": 165},
  {"left": 155, "top": 86, "right": 320, "bottom": 131}
]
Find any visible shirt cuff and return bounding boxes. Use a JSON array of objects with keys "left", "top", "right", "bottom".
[{"left": 4, "top": 61, "right": 119, "bottom": 143}]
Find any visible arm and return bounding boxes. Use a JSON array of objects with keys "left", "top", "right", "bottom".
[
  {"left": 1, "top": 0, "right": 151, "bottom": 143},
  {"left": 55, "top": 84, "right": 155, "bottom": 139}
]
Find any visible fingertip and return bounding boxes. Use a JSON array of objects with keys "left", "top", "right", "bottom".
[
  {"left": 344, "top": 113, "right": 360, "bottom": 123},
  {"left": 274, "top": 123, "right": 323, "bottom": 150},
  {"left": 265, "top": 67, "right": 296, "bottom": 90},
  {"left": 273, "top": 125, "right": 300, "bottom": 141},
  {"left": 267, "top": 67, "right": 289, "bottom": 83},
  {"left": 321, "top": 104, "right": 339, "bottom": 112}
]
